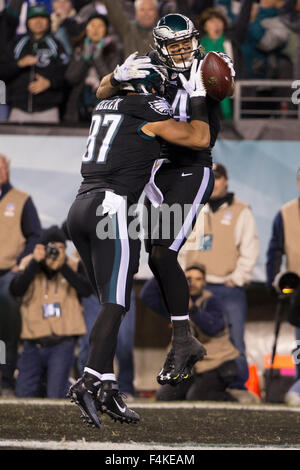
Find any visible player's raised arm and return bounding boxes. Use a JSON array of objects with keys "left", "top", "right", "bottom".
[
  {"left": 96, "top": 72, "right": 120, "bottom": 100},
  {"left": 144, "top": 59, "right": 210, "bottom": 150},
  {"left": 96, "top": 52, "right": 152, "bottom": 100}
]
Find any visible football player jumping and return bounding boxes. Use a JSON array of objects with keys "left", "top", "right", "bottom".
[
  {"left": 97, "top": 14, "right": 235, "bottom": 389},
  {"left": 67, "top": 57, "right": 210, "bottom": 428}
]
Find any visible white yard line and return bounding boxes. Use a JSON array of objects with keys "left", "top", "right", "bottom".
[
  {"left": 0, "top": 440, "right": 299, "bottom": 450},
  {"left": 1, "top": 399, "right": 300, "bottom": 413}
]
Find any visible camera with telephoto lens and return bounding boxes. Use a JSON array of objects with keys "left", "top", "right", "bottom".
[
  {"left": 45, "top": 242, "right": 59, "bottom": 260},
  {"left": 273, "top": 271, "right": 300, "bottom": 327},
  {"left": 273, "top": 271, "right": 300, "bottom": 297}
]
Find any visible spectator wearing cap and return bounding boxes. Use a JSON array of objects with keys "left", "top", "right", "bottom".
[
  {"left": 140, "top": 264, "right": 241, "bottom": 402},
  {"left": 101, "top": 0, "right": 158, "bottom": 57},
  {"left": 1, "top": 3, "right": 69, "bottom": 123},
  {"left": 9, "top": 225, "right": 91, "bottom": 398},
  {"left": 64, "top": 13, "right": 121, "bottom": 123},
  {"left": 179, "top": 163, "right": 259, "bottom": 394},
  {"left": 0, "top": 154, "right": 41, "bottom": 396}
]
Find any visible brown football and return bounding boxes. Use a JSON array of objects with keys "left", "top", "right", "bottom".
[{"left": 201, "top": 51, "right": 233, "bottom": 101}]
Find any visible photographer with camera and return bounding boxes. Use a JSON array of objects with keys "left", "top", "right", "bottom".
[
  {"left": 0, "top": 154, "right": 41, "bottom": 396},
  {"left": 266, "top": 167, "right": 300, "bottom": 405},
  {"left": 9, "top": 225, "right": 91, "bottom": 398}
]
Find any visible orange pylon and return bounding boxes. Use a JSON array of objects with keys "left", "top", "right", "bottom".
[{"left": 245, "top": 364, "right": 261, "bottom": 399}]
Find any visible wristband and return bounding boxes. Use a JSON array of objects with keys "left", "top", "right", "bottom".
[
  {"left": 190, "top": 96, "right": 209, "bottom": 123},
  {"left": 109, "top": 74, "right": 120, "bottom": 87}
]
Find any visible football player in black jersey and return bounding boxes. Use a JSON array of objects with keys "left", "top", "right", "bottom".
[
  {"left": 66, "top": 60, "right": 211, "bottom": 429},
  {"left": 97, "top": 14, "right": 235, "bottom": 389}
]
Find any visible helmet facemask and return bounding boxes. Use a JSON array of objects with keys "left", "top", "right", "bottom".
[{"left": 165, "top": 37, "right": 200, "bottom": 71}]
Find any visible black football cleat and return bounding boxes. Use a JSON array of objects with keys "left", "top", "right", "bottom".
[
  {"left": 67, "top": 372, "right": 102, "bottom": 429},
  {"left": 157, "top": 348, "right": 175, "bottom": 385},
  {"left": 97, "top": 381, "right": 140, "bottom": 424},
  {"left": 157, "top": 336, "right": 207, "bottom": 386}
]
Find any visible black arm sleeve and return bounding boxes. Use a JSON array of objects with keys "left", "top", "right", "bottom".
[{"left": 60, "top": 260, "right": 93, "bottom": 298}]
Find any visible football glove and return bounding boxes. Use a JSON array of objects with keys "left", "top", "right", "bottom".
[
  {"left": 179, "top": 58, "right": 206, "bottom": 98},
  {"left": 112, "top": 51, "right": 152, "bottom": 83}
]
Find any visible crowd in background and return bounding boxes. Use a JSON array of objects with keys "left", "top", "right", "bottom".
[{"left": 0, "top": 0, "right": 299, "bottom": 124}]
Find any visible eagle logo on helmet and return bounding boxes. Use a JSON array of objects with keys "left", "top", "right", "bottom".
[{"left": 123, "top": 61, "right": 169, "bottom": 95}]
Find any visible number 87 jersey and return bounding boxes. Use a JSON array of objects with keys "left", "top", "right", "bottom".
[{"left": 79, "top": 93, "right": 172, "bottom": 204}]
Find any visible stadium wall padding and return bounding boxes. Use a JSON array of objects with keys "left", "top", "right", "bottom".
[{"left": 1, "top": 134, "right": 300, "bottom": 281}]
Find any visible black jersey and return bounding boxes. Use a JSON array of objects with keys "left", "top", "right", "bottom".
[
  {"left": 79, "top": 94, "right": 171, "bottom": 203},
  {"left": 161, "top": 76, "right": 221, "bottom": 168}
]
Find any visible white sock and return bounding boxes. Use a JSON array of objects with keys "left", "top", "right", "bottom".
[
  {"left": 84, "top": 367, "right": 102, "bottom": 382},
  {"left": 101, "top": 373, "right": 117, "bottom": 382},
  {"left": 171, "top": 315, "right": 190, "bottom": 322}
]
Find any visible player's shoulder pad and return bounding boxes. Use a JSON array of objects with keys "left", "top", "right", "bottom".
[{"left": 145, "top": 95, "right": 172, "bottom": 117}]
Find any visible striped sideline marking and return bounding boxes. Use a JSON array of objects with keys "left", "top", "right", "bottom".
[
  {"left": 0, "top": 440, "right": 299, "bottom": 450},
  {"left": 1, "top": 399, "right": 300, "bottom": 413}
]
